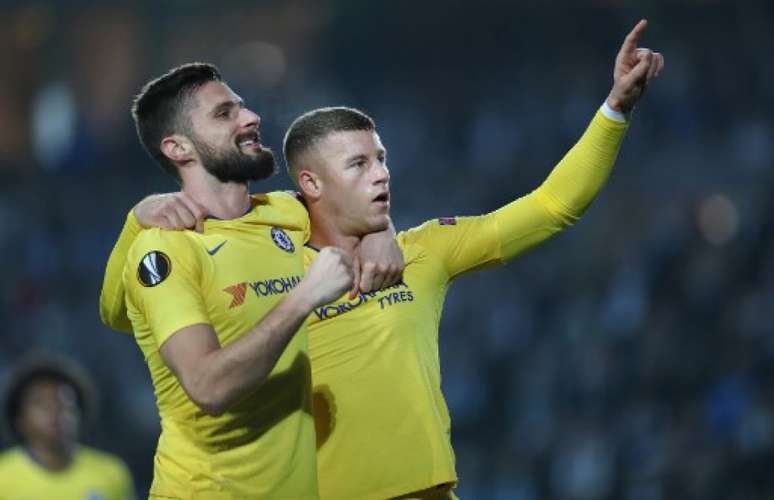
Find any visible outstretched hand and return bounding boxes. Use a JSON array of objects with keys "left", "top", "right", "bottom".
[{"left": 606, "top": 19, "right": 664, "bottom": 114}]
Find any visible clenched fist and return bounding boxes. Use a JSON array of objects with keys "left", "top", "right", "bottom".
[{"left": 297, "top": 247, "right": 355, "bottom": 309}]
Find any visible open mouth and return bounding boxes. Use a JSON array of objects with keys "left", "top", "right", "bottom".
[
  {"left": 236, "top": 130, "right": 260, "bottom": 150},
  {"left": 373, "top": 192, "right": 390, "bottom": 203}
]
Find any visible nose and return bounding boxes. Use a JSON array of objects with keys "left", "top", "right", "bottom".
[
  {"left": 372, "top": 163, "right": 390, "bottom": 185},
  {"left": 240, "top": 107, "right": 260, "bottom": 129}
]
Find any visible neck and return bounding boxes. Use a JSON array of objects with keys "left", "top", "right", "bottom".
[
  {"left": 307, "top": 207, "right": 360, "bottom": 254},
  {"left": 181, "top": 168, "right": 252, "bottom": 219},
  {"left": 25, "top": 439, "right": 74, "bottom": 472}
]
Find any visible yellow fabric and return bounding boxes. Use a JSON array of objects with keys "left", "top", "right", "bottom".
[
  {"left": 0, "top": 446, "right": 134, "bottom": 500},
  {"left": 493, "top": 110, "right": 628, "bottom": 260},
  {"left": 307, "top": 110, "right": 628, "bottom": 500},
  {"left": 123, "top": 191, "right": 318, "bottom": 500},
  {"left": 101, "top": 192, "right": 310, "bottom": 336},
  {"left": 100, "top": 112, "right": 627, "bottom": 499},
  {"left": 101, "top": 210, "right": 143, "bottom": 334}
]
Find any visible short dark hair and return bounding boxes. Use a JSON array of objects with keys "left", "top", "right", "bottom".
[
  {"left": 131, "top": 62, "right": 222, "bottom": 182},
  {"left": 2, "top": 353, "right": 97, "bottom": 444},
  {"left": 283, "top": 106, "right": 375, "bottom": 180}
]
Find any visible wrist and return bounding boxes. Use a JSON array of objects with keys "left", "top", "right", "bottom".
[
  {"left": 286, "top": 284, "right": 318, "bottom": 314},
  {"left": 601, "top": 100, "right": 629, "bottom": 123},
  {"left": 605, "top": 93, "right": 623, "bottom": 113}
]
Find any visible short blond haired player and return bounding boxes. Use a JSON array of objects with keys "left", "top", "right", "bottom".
[{"left": 102, "top": 21, "right": 663, "bottom": 499}]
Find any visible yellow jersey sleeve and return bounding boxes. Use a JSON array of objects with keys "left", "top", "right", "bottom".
[
  {"left": 400, "top": 110, "right": 628, "bottom": 279},
  {"left": 100, "top": 210, "right": 142, "bottom": 334},
  {"left": 399, "top": 216, "right": 502, "bottom": 280},
  {"left": 495, "top": 109, "right": 628, "bottom": 260},
  {"left": 124, "top": 229, "right": 211, "bottom": 347}
]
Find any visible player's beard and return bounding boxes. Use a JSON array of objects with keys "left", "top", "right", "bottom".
[{"left": 193, "top": 135, "right": 277, "bottom": 184}]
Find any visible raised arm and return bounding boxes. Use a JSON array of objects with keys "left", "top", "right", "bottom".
[
  {"left": 405, "top": 20, "right": 664, "bottom": 279},
  {"left": 496, "top": 19, "right": 663, "bottom": 258}
]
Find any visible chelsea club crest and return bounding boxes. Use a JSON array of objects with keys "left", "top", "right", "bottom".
[{"left": 271, "top": 227, "right": 295, "bottom": 253}]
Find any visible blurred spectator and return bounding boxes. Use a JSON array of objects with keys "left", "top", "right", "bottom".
[{"left": 0, "top": 354, "right": 135, "bottom": 500}]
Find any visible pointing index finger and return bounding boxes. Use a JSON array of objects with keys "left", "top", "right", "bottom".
[{"left": 621, "top": 19, "right": 648, "bottom": 54}]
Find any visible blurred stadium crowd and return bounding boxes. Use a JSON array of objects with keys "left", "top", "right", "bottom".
[{"left": 1, "top": 1, "right": 773, "bottom": 499}]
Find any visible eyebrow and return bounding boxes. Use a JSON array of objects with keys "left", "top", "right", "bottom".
[
  {"left": 344, "top": 148, "right": 386, "bottom": 164},
  {"left": 345, "top": 153, "right": 368, "bottom": 164},
  {"left": 210, "top": 99, "right": 244, "bottom": 116}
]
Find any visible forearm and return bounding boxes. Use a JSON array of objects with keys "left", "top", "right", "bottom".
[
  {"left": 99, "top": 210, "right": 143, "bottom": 333},
  {"left": 192, "top": 290, "right": 313, "bottom": 415},
  {"left": 536, "top": 108, "right": 629, "bottom": 224},
  {"left": 164, "top": 246, "right": 350, "bottom": 416},
  {"left": 492, "top": 108, "right": 628, "bottom": 262}
]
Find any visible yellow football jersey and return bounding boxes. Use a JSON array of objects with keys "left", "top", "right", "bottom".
[
  {"left": 307, "top": 110, "right": 628, "bottom": 500},
  {"left": 102, "top": 111, "right": 627, "bottom": 499},
  {"left": 0, "top": 446, "right": 134, "bottom": 500},
  {"left": 123, "top": 192, "right": 317, "bottom": 499}
]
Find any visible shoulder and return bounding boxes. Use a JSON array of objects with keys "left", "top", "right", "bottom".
[
  {"left": 250, "top": 191, "right": 309, "bottom": 233},
  {"left": 259, "top": 191, "right": 307, "bottom": 214},
  {"left": 0, "top": 447, "right": 23, "bottom": 468},
  {"left": 398, "top": 217, "right": 459, "bottom": 248},
  {"left": 396, "top": 220, "right": 443, "bottom": 264},
  {"left": 127, "top": 228, "right": 202, "bottom": 262},
  {"left": 130, "top": 227, "right": 199, "bottom": 249},
  {"left": 124, "top": 229, "right": 205, "bottom": 289}
]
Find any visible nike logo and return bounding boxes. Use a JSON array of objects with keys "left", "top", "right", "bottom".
[{"left": 207, "top": 241, "right": 227, "bottom": 256}]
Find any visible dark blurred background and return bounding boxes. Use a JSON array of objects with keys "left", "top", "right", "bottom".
[{"left": 1, "top": 0, "right": 773, "bottom": 498}]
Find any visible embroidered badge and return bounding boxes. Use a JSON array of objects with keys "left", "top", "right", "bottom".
[
  {"left": 271, "top": 227, "right": 295, "bottom": 253},
  {"left": 137, "top": 251, "right": 171, "bottom": 287}
]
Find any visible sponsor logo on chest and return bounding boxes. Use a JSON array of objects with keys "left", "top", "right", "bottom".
[
  {"left": 312, "top": 280, "right": 416, "bottom": 322},
  {"left": 223, "top": 275, "right": 303, "bottom": 308}
]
